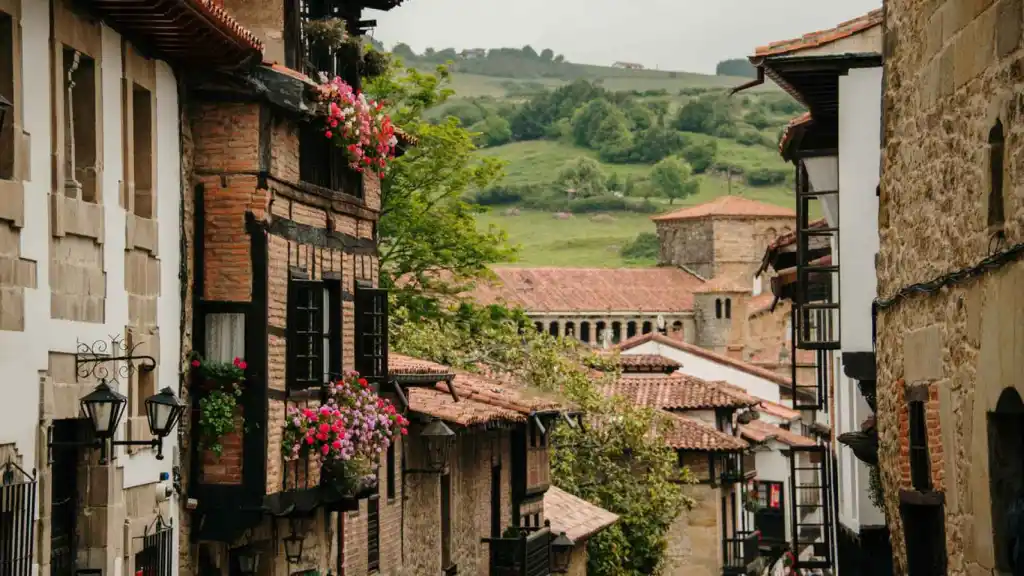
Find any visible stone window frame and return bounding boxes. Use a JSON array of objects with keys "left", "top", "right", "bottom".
[
  {"left": 987, "top": 117, "right": 1006, "bottom": 234},
  {"left": 52, "top": 0, "right": 103, "bottom": 205},
  {"left": 725, "top": 298, "right": 732, "bottom": 319},
  {"left": 0, "top": 0, "right": 27, "bottom": 231},
  {"left": 120, "top": 41, "right": 157, "bottom": 219},
  {"left": 905, "top": 383, "right": 932, "bottom": 492}
]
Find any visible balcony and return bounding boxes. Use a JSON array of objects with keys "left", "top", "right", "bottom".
[
  {"left": 718, "top": 452, "right": 754, "bottom": 484},
  {"left": 753, "top": 509, "right": 785, "bottom": 544},
  {"left": 722, "top": 531, "right": 761, "bottom": 575},
  {"left": 483, "top": 528, "right": 554, "bottom": 576}
]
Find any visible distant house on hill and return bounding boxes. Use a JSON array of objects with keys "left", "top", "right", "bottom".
[
  {"left": 612, "top": 61, "right": 644, "bottom": 70},
  {"left": 459, "top": 48, "right": 487, "bottom": 59}
]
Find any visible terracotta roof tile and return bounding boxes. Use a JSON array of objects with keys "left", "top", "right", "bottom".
[
  {"left": 389, "top": 354, "right": 454, "bottom": 377},
  {"left": 602, "top": 374, "right": 757, "bottom": 410},
  {"left": 756, "top": 400, "right": 800, "bottom": 421},
  {"left": 651, "top": 196, "right": 795, "bottom": 222},
  {"left": 470, "top": 267, "right": 705, "bottom": 314},
  {"left": 442, "top": 371, "right": 564, "bottom": 414},
  {"left": 754, "top": 9, "right": 884, "bottom": 57},
  {"left": 662, "top": 412, "right": 748, "bottom": 451},
  {"left": 599, "top": 353, "right": 682, "bottom": 373},
  {"left": 740, "top": 419, "right": 816, "bottom": 447},
  {"left": 779, "top": 112, "right": 813, "bottom": 154},
  {"left": 189, "top": 0, "right": 264, "bottom": 52},
  {"left": 544, "top": 486, "right": 619, "bottom": 541},
  {"left": 617, "top": 332, "right": 791, "bottom": 388},
  {"left": 693, "top": 273, "right": 751, "bottom": 294},
  {"left": 408, "top": 387, "right": 524, "bottom": 426}
]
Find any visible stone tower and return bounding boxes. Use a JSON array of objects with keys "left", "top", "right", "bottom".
[{"left": 692, "top": 276, "right": 751, "bottom": 353}]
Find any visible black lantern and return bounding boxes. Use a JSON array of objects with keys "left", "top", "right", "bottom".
[
  {"left": 551, "top": 531, "right": 574, "bottom": 573},
  {"left": 80, "top": 380, "right": 127, "bottom": 440},
  {"left": 421, "top": 419, "right": 455, "bottom": 472},
  {"left": 235, "top": 546, "right": 260, "bottom": 576},
  {"left": 283, "top": 526, "right": 304, "bottom": 564},
  {"left": 145, "top": 387, "right": 185, "bottom": 438}
]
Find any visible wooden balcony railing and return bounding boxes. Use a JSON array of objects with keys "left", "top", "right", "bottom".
[
  {"left": 482, "top": 528, "right": 553, "bottom": 576},
  {"left": 722, "top": 531, "right": 761, "bottom": 575}
]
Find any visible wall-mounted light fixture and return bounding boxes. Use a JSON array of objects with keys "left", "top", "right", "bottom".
[
  {"left": 48, "top": 338, "right": 184, "bottom": 463},
  {"left": 405, "top": 418, "right": 455, "bottom": 475},
  {"left": 550, "top": 531, "right": 575, "bottom": 573},
  {"left": 283, "top": 519, "right": 305, "bottom": 564}
]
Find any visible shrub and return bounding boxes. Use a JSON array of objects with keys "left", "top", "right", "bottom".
[
  {"left": 566, "top": 195, "right": 660, "bottom": 214},
  {"left": 745, "top": 167, "right": 789, "bottom": 187},
  {"left": 472, "top": 185, "right": 525, "bottom": 206},
  {"left": 620, "top": 232, "right": 660, "bottom": 261},
  {"left": 736, "top": 129, "right": 771, "bottom": 147}
]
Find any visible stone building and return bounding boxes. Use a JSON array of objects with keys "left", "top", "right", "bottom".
[
  {"left": 0, "top": 1, "right": 254, "bottom": 576},
  {"left": 652, "top": 195, "right": 796, "bottom": 281},
  {"left": 872, "top": 0, "right": 1024, "bottom": 575},
  {"left": 742, "top": 8, "right": 895, "bottom": 575},
  {"left": 389, "top": 354, "right": 616, "bottom": 576}
]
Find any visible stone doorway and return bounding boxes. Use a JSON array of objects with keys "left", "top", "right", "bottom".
[
  {"left": 988, "top": 387, "right": 1024, "bottom": 573},
  {"left": 49, "top": 419, "right": 87, "bottom": 576}
]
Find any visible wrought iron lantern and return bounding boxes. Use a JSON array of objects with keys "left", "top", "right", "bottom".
[
  {"left": 146, "top": 387, "right": 185, "bottom": 439},
  {"left": 551, "top": 531, "right": 575, "bottom": 573},
  {"left": 235, "top": 545, "right": 261, "bottom": 576},
  {"left": 80, "top": 380, "right": 127, "bottom": 439},
  {"left": 283, "top": 526, "right": 304, "bottom": 564},
  {"left": 421, "top": 419, "right": 455, "bottom": 472}
]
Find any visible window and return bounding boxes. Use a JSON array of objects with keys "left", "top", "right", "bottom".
[
  {"left": 756, "top": 481, "right": 784, "bottom": 510},
  {"left": 367, "top": 494, "right": 380, "bottom": 572},
  {"left": 642, "top": 321, "right": 652, "bottom": 334},
  {"left": 0, "top": 11, "right": 15, "bottom": 180},
  {"left": 490, "top": 463, "right": 501, "bottom": 538},
  {"left": 441, "top": 472, "right": 452, "bottom": 570},
  {"left": 626, "top": 321, "right": 637, "bottom": 339},
  {"left": 63, "top": 47, "right": 99, "bottom": 203},
  {"left": 131, "top": 84, "right": 154, "bottom": 218},
  {"left": 579, "top": 322, "right": 590, "bottom": 343},
  {"left": 534, "top": 322, "right": 543, "bottom": 333},
  {"left": 725, "top": 298, "right": 732, "bottom": 319},
  {"left": 386, "top": 442, "right": 396, "bottom": 500},
  {"left": 909, "top": 399, "right": 931, "bottom": 491},
  {"left": 611, "top": 321, "right": 622, "bottom": 344},
  {"left": 715, "top": 299, "right": 723, "bottom": 319},
  {"left": 548, "top": 322, "right": 558, "bottom": 337},
  {"left": 989, "top": 118, "right": 1005, "bottom": 231},
  {"left": 354, "top": 283, "right": 387, "bottom": 384},
  {"left": 902, "top": 499, "right": 947, "bottom": 576},
  {"left": 288, "top": 278, "right": 341, "bottom": 390},
  {"left": 298, "top": 120, "right": 363, "bottom": 196}
]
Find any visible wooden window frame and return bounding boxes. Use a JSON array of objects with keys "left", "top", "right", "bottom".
[
  {"left": 908, "top": 394, "right": 931, "bottom": 492},
  {"left": 287, "top": 277, "right": 342, "bottom": 391},
  {"left": 354, "top": 283, "right": 388, "bottom": 384}
]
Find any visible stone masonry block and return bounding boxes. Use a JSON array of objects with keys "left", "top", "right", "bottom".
[
  {"left": 997, "top": 0, "right": 1023, "bottom": 57},
  {"left": 0, "top": 180, "right": 24, "bottom": 228},
  {"left": 0, "top": 287, "right": 24, "bottom": 331},
  {"left": 904, "top": 324, "right": 944, "bottom": 383}
]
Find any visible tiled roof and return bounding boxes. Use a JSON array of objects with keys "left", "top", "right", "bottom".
[
  {"left": 193, "top": 0, "right": 264, "bottom": 51},
  {"left": 767, "top": 218, "right": 827, "bottom": 252},
  {"left": 603, "top": 374, "right": 757, "bottom": 410},
  {"left": 544, "top": 486, "right": 620, "bottom": 541},
  {"left": 469, "top": 267, "right": 705, "bottom": 314},
  {"left": 407, "top": 387, "right": 524, "bottom": 427},
  {"left": 651, "top": 196, "right": 795, "bottom": 222},
  {"left": 740, "top": 420, "right": 817, "bottom": 448},
  {"left": 779, "top": 112, "right": 813, "bottom": 154},
  {"left": 754, "top": 9, "right": 884, "bottom": 58},
  {"left": 389, "top": 354, "right": 454, "bottom": 377},
  {"left": 662, "top": 411, "right": 748, "bottom": 451},
  {"left": 617, "top": 332, "right": 791, "bottom": 388},
  {"left": 601, "top": 353, "right": 682, "bottom": 373},
  {"left": 757, "top": 400, "right": 800, "bottom": 421},
  {"left": 444, "top": 371, "right": 564, "bottom": 414}
]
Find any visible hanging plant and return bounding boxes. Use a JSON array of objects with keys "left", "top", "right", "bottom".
[
  {"left": 191, "top": 355, "right": 246, "bottom": 456},
  {"left": 743, "top": 485, "right": 762, "bottom": 513},
  {"left": 282, "top": 371, "right": 407, "bottom": 489},
  {"left": 312, "top": 76, "right": 398, "bottom": 177},
  {"left": 868, "top": 463, "right": 884, "bottom": 508},
  {"left": 304, "top": 18, "right": 350, "bottom": 52},
  {"left": 360, "top": 50, "right": 390, "bottom": 79}
]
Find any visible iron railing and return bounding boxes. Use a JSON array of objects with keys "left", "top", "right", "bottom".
[
  {"left": 722, "top": 531, "right": 760, "bottom": 575},
  {"left": 789, "top": 446, "right": 834, "bottom": 570},
  {"left": 134, "top": 517, "right": 173, "bottom": 576},
  {"left": 0, "top": 461, "right": 36, "bottom": 576}
]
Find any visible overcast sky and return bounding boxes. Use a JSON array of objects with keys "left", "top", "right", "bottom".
[{"left": 369, "top": 1, "right": 881, "bottom": 74}]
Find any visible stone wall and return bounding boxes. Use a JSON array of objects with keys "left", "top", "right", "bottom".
[
  {"left": 656, "top": 219, "right": 714, "bottom": 277},
  {"left": 711, "top": 218, "right": 793, "bottom": 282},
  {"left": 876, "top": 0, "right": 1024, "bottom": 574},
  {"left": 664, "top": 482, "right": 720, "bottom": 576}
]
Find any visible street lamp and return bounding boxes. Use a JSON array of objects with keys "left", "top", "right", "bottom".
[
  {"left": 235, "top": 545, "right": 261, "bottom": 576},
  {"left": 146, "top": 387, "right": 185, "bottom": 439},
  {"left": 283, "top": 523, "right": 304, "bottom": 564},
  {"left": 421, "top": 419, "right": 455, "bottom": 473},
  {"left": 550, "top": 531, "right": 575, "bottom": 573},
  {"left": 80, "top": 380, "right": 127, "bottom": 440}
]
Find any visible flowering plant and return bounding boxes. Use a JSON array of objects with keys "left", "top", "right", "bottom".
[
  {"left": 190, "top": 355, "right": 247, "bottom": 456},
  {"left": 282, "top": 372, "right": 408, "bottom": 474},
  {"left": 313, "top": 76, "right": 398, "bottom": 178}
]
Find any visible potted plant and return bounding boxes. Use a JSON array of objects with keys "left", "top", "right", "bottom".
[
  {"left": 312, "top": 76, "right": 398, "bottom": 178},
  {"left": 281, "top": 371, "right": 407, "bottom": 496},
  {"left": 191, "top": 354, "right": 246, "bottom": 456},
  {"left": 744, "top": 482, "right": 762, "bottom": 513}
]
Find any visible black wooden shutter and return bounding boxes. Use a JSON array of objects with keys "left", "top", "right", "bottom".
[
  {"left": 355, "top": 284, "right": 388, "bottom": 383},
  {"left": 287, "top": 278, "right": 325, "bottom": 391}
]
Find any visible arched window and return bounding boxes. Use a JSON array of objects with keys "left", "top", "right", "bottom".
[
  {"left": 715, "top": 299, "right": 723, "bottom": 319},
  {"left": 565, "top": 322, "right": 576, "bottom": 338},
  {"left": 725, "top": 298, "right": 732, "bottom": 319},
  {"left": 580, "top": 322, "right": 591, "bottom": 343},
  {"left": 626, "top": 321, "right": 638, "bottom": 340},
  {"left": 672, "top": 320, "right": 683, "bottom": 335},
  {"left": 611, "top": 322, "right": 622, "bottom": 344},
  {"left": 989, "top": 119, "right": 1005, "bottom": 231},
  {"left": 642, "top": 321, "right": 653, "bottom": 334},
  {"left": 549, "top": 322, "right": 559, "bottom": 337},
  {"left": 535, "top": 322, "right": 544, "bottom": 333},
  {"left": 596, "top": 321, "right": 607, "bottom": 345}
]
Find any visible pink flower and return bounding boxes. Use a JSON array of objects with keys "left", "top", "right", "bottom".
[
  {"left": 191, "top": 360, "right": 200, "bottom": 368},
  {"left": 400, "top": 428, "right": 408, "bottom": 436},
  {"left": 325, "top": 130, "right": 333, "bottom": 139},
  {"left": 238, "top": 360, "right": 247, "bottom": 370},
  {"left": 321, "top": 444, "right": 330, "bottom": 455},
  {"left": 305, "top": 436, "right": 314, "bottom": 445}
]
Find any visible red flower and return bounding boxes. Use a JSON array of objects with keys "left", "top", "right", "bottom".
[
  {"left": 400, "top": 428, "right": 408, "bottom": 436},
  {"left": 238, "top": 360, "right": 247, "bottom": 370},
  {"left": 358, "top": 378, "right": 368, "bottom": 387},
  {"left": 325, "top": 130, "right": 333, "bottom": 139},
  {"left": 191, "top": 359, "right": 200, "bottom": 368}
]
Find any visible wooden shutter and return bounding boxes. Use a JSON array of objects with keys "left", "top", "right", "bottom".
[
  {"left": 367, "top": 495, "right": 380, "bottom": 572},
  {"left": 287, "top": 278, "right": 324, "bottom": 391},
  {"left": 355, "top": 284, "right": 388, "bottom": 384}
]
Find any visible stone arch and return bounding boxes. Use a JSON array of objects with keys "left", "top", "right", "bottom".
[
  {"left": 642, "top": 321, "right": 653, "bottom": 334},
  {"left": 580, "top": 322, "right": 591, "bottom": 343},
  {"left": 534, "top": 322, "right": 543, "bottom": 333},
  {"left": 626, "top": 321, "right": 638, "bottom": 340},
  {"left": 564, "top": 321, "right": 576, "bottom": 338},
  {"left": 672, "top": 320, "right": 683, "bottom": 335},
  {"left": 611, "top": 321, "right": 622, "bottom": 344},
  {"left": 988, "top": 387, "right": 1024, "bottom": 572},
  {"left": 596, "top": 321, "right": 607, "bottom": 345},
  {"left": 548, "top": 321, "right": 559, "bottom": 337}
]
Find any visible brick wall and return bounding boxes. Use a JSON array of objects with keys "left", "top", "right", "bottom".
[{"left": 876, "top": 1, "right": 1024, "bottom": 574}]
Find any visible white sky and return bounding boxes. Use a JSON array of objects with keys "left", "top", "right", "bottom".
[{"left": 368, "top": 0, "right": 882, "bottom": 74}]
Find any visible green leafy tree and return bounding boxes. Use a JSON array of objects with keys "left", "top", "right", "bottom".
[
  {"left": 715, "top": 58, "right": 757, "bottom": 78},
  {"left": 570, "top": 99, "right": 616, "bottom": 147},
  {"left": 364, "top": 62, "right": 516, "bottom": 304},
  {"left": 556, "top": 157, "right": 607, "bottom": 198},
  {"left": 473, "top": 115, "right": 513, "bottom": 147},
  {"left": 650, "top": 157, "right": 699, "bottom": 204},
  {"left": 646, "top": 100, "right": 670, "bottom": 126},
  {"left": 392, "top": 42, "right": 416, "bottom": 60},
  {"left": 540, "top": 48, "right": 555, "bottom": 61},
  {"left": 606, "top": 171, "right": 623, "bottom": 193},
  {"left": 673, "top": 97, "right": 716, "bottom": 133},
  {"left": 390, "top": 308, "right": 692, "bottom": 576},
  {"left": 744, "top": 108, "right": 771, "bottom": 130},
  {"left": 680, "top": 140, "right": 718, "bottom": 173}
]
